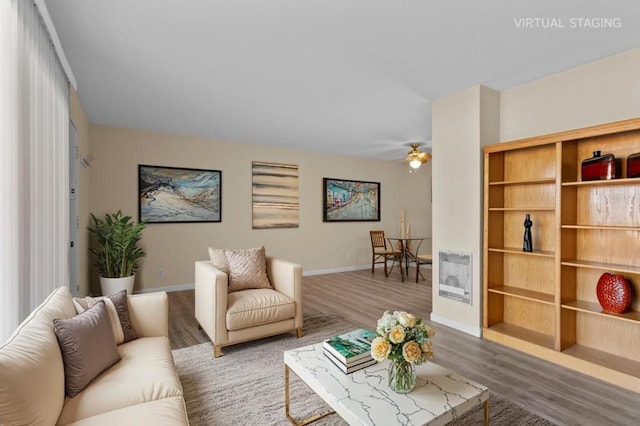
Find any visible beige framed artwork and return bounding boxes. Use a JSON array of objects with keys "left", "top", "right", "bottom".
[{"left": 252, "top": 162, "right": 299, "bottom": 229}]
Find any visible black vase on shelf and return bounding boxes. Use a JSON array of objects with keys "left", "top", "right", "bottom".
[{"left": 523, "top": 214, "right": 533, "bottom": 252}]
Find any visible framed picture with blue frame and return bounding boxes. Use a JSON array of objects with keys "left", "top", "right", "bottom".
[
  {"left": 138, "top": 164, "right": 221, "bottom": 223},
  {"left": 323, "top": 178, "right": 380, "bottom": 222}
]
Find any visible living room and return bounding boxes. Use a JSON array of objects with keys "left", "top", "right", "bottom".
[{"left": 2, "top": 1, "right": 640, "bottom": 425}]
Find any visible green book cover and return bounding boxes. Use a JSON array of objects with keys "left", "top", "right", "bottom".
[{"left": 323, "top": 329, "right": 376, "bottom": 363}]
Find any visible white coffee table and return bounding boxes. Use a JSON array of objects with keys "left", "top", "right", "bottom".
[{"left": 284, "top": 343, "right": 489, "bottom": 426}]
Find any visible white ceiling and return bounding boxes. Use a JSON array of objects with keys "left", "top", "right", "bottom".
[{"left": 45, "top": 0, "right": 640, "bottom": 161}]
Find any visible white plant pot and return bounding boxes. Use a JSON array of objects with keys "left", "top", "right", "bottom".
[{"left": 100, "top": 275, "right": 135, "bottom": 296}]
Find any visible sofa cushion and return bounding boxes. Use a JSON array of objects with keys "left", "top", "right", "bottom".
[
  {"left": 62, "top": 396, "right": 188, "bottom": 426},
  {"left": 225, "top": 246, "right": 272, "bottom": 292},
  {"left": 57, "top": 336, "right": 183, "bottom": 425},
  {"left": 226, "top": 288, "right": 295, "bottom": 331},
  {"left": 126, "top": 293, "right": 169, "bottom": 338},
  {"left": 73, "top": 290, "right": 137, "bottom": 343},
  {"left": 0, "top": 287, "right": 77, "bottom": 426},
  {"left": 54, "top": 301, "right": 121, "bottom": 398}
]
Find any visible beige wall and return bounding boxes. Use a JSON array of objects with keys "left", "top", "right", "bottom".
[
  {"left": 69, "top": 88, "right": 91, "bottom": 296},
  {"left": 431, "top": 85, "right": 499, "bottom": 335},
  {"left": 88, "top": 125, "right": 432, "bottom": 293},
  {"left": 501, "top": 47, "right": 640, "bottom": 142},
  {"left": 432, "top": 46, "right": 640, "bottom": 335}
]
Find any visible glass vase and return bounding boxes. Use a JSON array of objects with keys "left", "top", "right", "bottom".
[{"left": 388, "top": 360, "right": 416, "bottom": 393}]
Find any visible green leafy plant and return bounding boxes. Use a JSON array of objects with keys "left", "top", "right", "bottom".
[{"left": 89, "top": 211, "right": 147, "bottom": 278}]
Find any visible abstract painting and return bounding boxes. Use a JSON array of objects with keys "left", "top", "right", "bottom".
[
  {"left": 138, "top": 165, "right": 221, "bottom": 223},
  {"left": 252, "top": 162, "right": 299, "bottom": 229},
  {"left": 323, "top": 178, "right": 380, "bottom": 222}
]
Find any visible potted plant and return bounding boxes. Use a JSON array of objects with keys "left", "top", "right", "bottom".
[{"left": 89, "top": 210, "right": 147, "bottom": 296}]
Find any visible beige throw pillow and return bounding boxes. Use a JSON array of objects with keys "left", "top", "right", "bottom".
[
  {"left": 208, "top": 247, "right": 230, "bottom": 274},
  {"left": 53, "top": 301, "right": 121, "bottom": 398},
  {"left": 220, "top": 246, "right": 272, "bottom": 292}
]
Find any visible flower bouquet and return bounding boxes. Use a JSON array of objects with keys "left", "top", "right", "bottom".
[{"left": 371, "top": 310, "right": 435, "bottom": 393}]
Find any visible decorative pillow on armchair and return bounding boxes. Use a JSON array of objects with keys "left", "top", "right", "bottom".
[
  {"left": 208, "top": 247, "right": 230, "bottom": 274},
  {"left": 224, "top": 246, "right": 272, "bottom": 292}
]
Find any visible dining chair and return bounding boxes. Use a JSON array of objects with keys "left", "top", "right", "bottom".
[
  {"left": 369, "top": 230, "right": 401, "bottom": 277},
  {"left": 415, "top": 253, "right": 433, "bottom": 283}
]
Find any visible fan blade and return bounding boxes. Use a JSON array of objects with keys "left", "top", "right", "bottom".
[{"left": 417, "top": 152, "right": 432, "bottom": 162}]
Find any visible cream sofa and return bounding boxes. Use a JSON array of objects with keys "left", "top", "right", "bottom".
[
  {"left": 0, "top": 287, "right": 189, "bottom": 426},
  {"left": 195, "top": 256, "right": 303, "bottom": 357}
]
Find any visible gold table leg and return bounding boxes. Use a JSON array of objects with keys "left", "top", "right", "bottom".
[
  {"left": 285, "top": 365, "right": 335, "bottom": 425},
  {"left": 484, "top": 399, "right": 489, "bottom": 425}
]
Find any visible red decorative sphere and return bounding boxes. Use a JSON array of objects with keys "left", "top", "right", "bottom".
[{"left": 596, "top": 273, "right": 631, "bottom": 314}]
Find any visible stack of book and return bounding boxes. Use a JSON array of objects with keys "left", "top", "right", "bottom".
[{"left": 322, "top": 329, "right": 378, "bottom": 374}]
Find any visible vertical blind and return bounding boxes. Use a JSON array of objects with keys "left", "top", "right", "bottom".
[{"left": 1, "top": 0, "right": 69, "bottom": 343}]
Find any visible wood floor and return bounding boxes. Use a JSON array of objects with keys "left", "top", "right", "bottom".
[{"left": 168, "top": 267, "right": 640, "bottom": 426}]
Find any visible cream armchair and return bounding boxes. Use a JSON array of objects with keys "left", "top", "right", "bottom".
[{"left": 195, "top": 257, "right": 303, "bottom": 357}]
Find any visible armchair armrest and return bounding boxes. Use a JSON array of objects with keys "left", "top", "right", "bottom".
[
  {"left": 195, "top": 260, "right": 229, "bottom": 345},
  {"left": 127, "top": 292, "right": 169, "bottom": 338},
  {"left": 266, "top": 257, "right": 303, "bottom": 329}
]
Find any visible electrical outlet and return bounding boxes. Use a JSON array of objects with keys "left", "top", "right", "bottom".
[{"left": 157, "top": 268, "right": 164, "bottom": 278}]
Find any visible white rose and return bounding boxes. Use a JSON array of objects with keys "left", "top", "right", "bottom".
[{"left": 397, "top": 312, "right": 417, "bottom": 328}]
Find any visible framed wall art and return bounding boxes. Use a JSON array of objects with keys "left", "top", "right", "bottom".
[
  {"left": 252, "top": 161, "right": 299, "bottom": 229},
  {"left": 323, "top": 178, "right": 380, "bottom": 222},
  {"left": 138, "top": 164, "right": 221, "bottom": 223}
]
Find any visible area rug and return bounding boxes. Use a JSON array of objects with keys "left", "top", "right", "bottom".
[{"left": 172, "top": 315, "right": 553, "bottom": 425}]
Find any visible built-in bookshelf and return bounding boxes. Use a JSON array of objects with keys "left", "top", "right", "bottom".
[{"left": 483, "top": 117, "right": 640, "bottom": 393}]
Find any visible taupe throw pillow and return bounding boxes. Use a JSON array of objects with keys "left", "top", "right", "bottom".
[
  {"left": 73, "top": 290, "right": 137, "bottom": 343},
  {"left": 106, "top": 290, "right": 137, "bottom": 342},
  {"left": 53, "top": 301, "right": 121, "bottom": 398},
  {"left": 225, "top": 246, "right": 272, "bottom": 292}
]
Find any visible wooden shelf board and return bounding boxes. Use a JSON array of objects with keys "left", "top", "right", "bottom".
[
  {"left": 562, "top": 178, "right": 640, "bottom": 187},
  {"left": 484, "top": 327, "right": 640, "bottom": 393},
  {"left": 489, "top": 286, "right": 554, "bottom": 305},
  {"left": 561, "top": 224, "right": 640, "bottom": 231},
  {"left": 488, "top": 207, "right": 555, "bottom": 212},
  {"left": 562, "top": 300, "right": 640, "bottom": 324},
  {"left": 484, "top": 118, "right": 640, "bottom": 153},
  {"left": 486, "top": 322, "right": 555, "bottom": 350},
  {"left": 489, "top": 178, "right": 555, "bottom": 186},
  {"left": 561, "top": 259, "right": 640, "bottom": 275},
  {"left": 562, "top": 344, "right": 640, "bottom": 379},
  {"left": 488, "top": 247, "right": 555, "bottom": 258}
]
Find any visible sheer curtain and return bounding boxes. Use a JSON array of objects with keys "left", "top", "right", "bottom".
[{"left": 1, "top": 0, "right": 69, "bottom": 342}]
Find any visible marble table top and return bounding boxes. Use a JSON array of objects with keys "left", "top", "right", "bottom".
[{"left": 284, "top": 343, "right": 488, "bottom": 426}]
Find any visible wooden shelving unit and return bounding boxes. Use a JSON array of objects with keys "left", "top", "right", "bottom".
[{"left": 483, "top": 117, "right": 640, "bottom": 393}]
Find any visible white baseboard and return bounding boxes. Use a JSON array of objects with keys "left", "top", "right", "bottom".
[
  {"left": 304, "top": 264, "right": 372, "bottom": 276},
  {"left": 304, "top": 262, "right": 433, "bottom": 276},
  {"left": 136, "top": 283, "right": 195, "bottom": 294},
  {"left": 429, "top": 313, "right": 482, "bottom": 338},
  {"left": 139, "top": 263, "right": 433, "bottom": 291}
]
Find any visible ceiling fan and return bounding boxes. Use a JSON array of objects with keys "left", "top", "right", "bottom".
[{"left": 406, "top": 143, "right": 432, "bottom": 170}]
